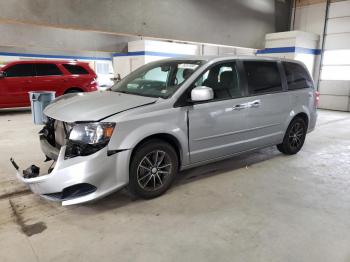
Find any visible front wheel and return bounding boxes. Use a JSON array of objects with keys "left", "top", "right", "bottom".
[
  {"left": 277, "top": 117, "right": 307, "bottom": 155},
  {"left": 129, "top": 139, "right": 178, "bottom": 199}
]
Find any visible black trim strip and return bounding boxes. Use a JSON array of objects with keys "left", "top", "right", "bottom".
[{"left": 107, "top": 149, "right": 128, "bottom": 156}]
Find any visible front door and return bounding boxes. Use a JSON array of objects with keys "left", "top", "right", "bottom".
[{"left": 187, "top": 61, "right": 252, "bottom": 163}]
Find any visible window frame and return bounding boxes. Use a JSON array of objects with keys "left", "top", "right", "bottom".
[
  {"left": 241, "top": 60, "right": 287, "bottom": 97},
  {"left": 34, "top": 63, "right": 63, "bottom": 77},
  {"left": 112, "top": 60, "right": 204, "bottom": 99},
  {"left": 282, "top": 61, "right": 314, "bottom": 90},
  {"left": 174, "top": 59, "right": 247, "bottom": 107},
  {"left": 62, "top": 64, "right": 89, "bottom": 75},
  {"left": 3, "top": 63, "right": 36, "bottom": 78}
]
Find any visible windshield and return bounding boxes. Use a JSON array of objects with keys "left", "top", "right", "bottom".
[{"left": 111, "top": 60, "right": 204, "bottom": 98}]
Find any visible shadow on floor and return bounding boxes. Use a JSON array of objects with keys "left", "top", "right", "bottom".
[
  {"left": 83, "top": 146, "right": 282, "bottom": 212},
  {"left": 0, "top": 108, "right": 31, "bottom": 115}
]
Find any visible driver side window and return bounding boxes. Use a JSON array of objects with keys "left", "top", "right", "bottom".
[{"left": 193, "top": 62, "right": 241, "bottom": 100}]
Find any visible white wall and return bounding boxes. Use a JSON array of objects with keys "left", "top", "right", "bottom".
[
  {"left": 258, "top": 31, "right": 320, "bottom": 77},
  {"left": 293, "top": 2, "right": 327, "bottom": 48},
  {"left": 113, "top": 40, "right": 256, "bottom": 77}
]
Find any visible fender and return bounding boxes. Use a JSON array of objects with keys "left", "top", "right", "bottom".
[{"left": 106, "top": 109, "right": 190, "bottom": 166}]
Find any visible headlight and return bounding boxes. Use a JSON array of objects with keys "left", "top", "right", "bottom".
[
  {"left": 69, "top": 122, "right": 115, "bottom": 145},
  {"left": 65, "top": 122, "right": 115, "bottom": 159}
]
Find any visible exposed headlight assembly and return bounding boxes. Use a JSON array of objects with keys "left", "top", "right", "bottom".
[
  {"left": 65, "top": 122, "right": 115, "bottom": 159},
  {"left": 69, "top": 122, "right": 115, "bottom": 145}
]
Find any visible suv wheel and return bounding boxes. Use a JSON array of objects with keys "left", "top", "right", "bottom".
[
  {"left": 129, "top": 139, "right": 178, "bottom": 199},
  {"left": 65, "top": 88, "right": 82, "bottom": 94},
  {"left": 277, "top": 117, "right": 307, "bottom": 155}
]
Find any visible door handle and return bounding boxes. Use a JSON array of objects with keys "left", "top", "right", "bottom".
[
  {"left": 233, "top": 103, "right": 248, "bottom": 110},
  {"left": 249, "top": 100, "right": 261, "bottom": 108}
]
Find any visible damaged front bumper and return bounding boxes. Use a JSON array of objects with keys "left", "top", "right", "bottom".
[{"left": 12, "top": 140, "right": 132, "bottom": 206}]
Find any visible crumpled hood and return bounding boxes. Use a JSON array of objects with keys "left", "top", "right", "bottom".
[{"left": 44, "top": 91, "right": 157, "bottom": 122}]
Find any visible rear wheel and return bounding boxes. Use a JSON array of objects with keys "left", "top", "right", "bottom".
[
  {"left": 277, "top": 117, "right": 307, "bottom": 155},
  {"left": 129, "top": 139, "right": 178, "bottom": 199},
  {"left": 64, "top": 88, "right": 83, "bottom": 94}
]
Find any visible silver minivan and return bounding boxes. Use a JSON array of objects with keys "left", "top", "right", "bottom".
[{"left": 13, "top": 56, "right": 318, "bottom": 205}]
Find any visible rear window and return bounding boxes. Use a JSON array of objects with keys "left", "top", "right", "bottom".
[
  {"left": 63, "top": 64, "right": 89, "bottom": 75},
  {"left": 283, "top": 62, "right": 313, "bottom": 90},
  {"left": 4, "top": 64, "right": 35, "bottom": 77},
  {"left": 244, "top": 61, "right": 282, "bottom": 94},
  {"left": 35, "top": 63, "right": 62, "bottom": 76}
]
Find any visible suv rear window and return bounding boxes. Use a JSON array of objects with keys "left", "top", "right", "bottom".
[
  {"left": 244, "top": 61, "right": 283, "bottom": 94},
  {"left": 4, "top": 64, "right": 35, "bottom": 77},
  {"left": 35, "top": 63, "right": 62, "bottom": 76},
  {"left": 63, "top": 64, "right": 89, "bottom": 75},
  {"left": 283, "top": 62, "right": 313, "bottom": 90}
]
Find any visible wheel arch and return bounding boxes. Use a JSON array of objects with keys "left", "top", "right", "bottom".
[
  {"left": 64, "top": 87, "right": 84, "bottom": 94},
  {"left": 293, "top": 112, "right": 309, "bottom": 128},
  {"left": 284, "top": 109, "right": 310, "bottom": 134},
  {"left": 130, "top": 133, "right": 183, "bottom": 170}
]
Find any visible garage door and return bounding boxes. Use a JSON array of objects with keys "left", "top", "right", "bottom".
[{"left": 319, "top": 0, "right": 350, "bottom": 111}]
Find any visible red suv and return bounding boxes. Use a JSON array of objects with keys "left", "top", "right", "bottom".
[{"left": 0, "top": 60, "right": 98, "bottom": 108}]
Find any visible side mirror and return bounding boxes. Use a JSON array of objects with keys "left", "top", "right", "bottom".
[
  {"left": 190, "top": 86, "right": 214, "bottom": 102},
  {"left": 0, "top": 71, "right": 5, "bottom": 78}
]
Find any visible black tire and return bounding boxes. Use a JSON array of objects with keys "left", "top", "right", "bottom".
[
  {"left": 277, "top": 117, "right": 307, "bottom": 155},
  {"left": 64, "top": 88, "right": 83, "bottom": 94},
  {"left": 129, "top": 139, "right": 178, "bottom": 199}
]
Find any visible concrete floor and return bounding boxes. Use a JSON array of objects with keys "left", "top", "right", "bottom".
[{"left": 0, "top": 109, "right": 349, "bottom": 262}]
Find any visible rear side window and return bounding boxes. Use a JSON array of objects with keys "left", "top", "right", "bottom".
[
  {"left": 244, "top": 61, "right": 282, "bottom": 94},
  {"left": 4, "top": 64, "right": 35, "bottom": 77},
  {"left": 63, "top": 64, "right": 89, "bottom": 75},
  {"left": 35, "top": 63, "right": 62, "bottom": 76},
  {"left": 283, "top": 62, "right": 313, "bottom": 90}
]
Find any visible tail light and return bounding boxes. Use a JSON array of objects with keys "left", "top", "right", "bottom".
[
  {"left": 90, "top": 77, "right": 97, "bottom": 85},
  {"left": 315, "top": 91, "right": 320, "bottom": 107}
]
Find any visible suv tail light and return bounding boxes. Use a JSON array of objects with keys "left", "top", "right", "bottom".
[
  {"left": 91, "top": 78, "right": 97, "bottom": 85},
  {"left": 315, "top": 91, "right": 320, "bottom": 107}
]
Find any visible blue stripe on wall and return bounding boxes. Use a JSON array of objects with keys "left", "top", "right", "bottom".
[
  {"left": 0, "top": 51, "right": 112, "bottom": 61},
  {"left": 113, "top": 51, "right": 187, "bottom": 57},
  {"left": 256, "top": 46, "right": 321, "bottom": 55}
]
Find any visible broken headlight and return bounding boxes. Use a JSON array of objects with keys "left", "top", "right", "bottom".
[{"left": 65, "top": 122, "right": 115, "bottom": 159}]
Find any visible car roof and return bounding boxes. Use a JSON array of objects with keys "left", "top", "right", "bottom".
[
  {"left": 162, "top": 55, "right": 305, "bottom": 66},
  {"left": 6, "top": 59, "right": 88, "bottom": 65}
]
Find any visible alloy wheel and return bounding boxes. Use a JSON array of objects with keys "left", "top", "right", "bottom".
[
  {"left": 288, "top": 121, "right": 304, "bottom": 150},
  {"left": 137, "top": 150, "right": 172, "bottom": 191}
]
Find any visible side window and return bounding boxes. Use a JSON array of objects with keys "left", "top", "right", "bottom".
[
  {"left": 35, "top": 64, "right": 63, "bottom": 76},
  {"left": 193, "top": 62, "right": 241, "bottom": 100},
  {"left": 4, "top": 64, "right": 35, "bottom": 77},
  {"left": 244, "top": 61, "right": 282, "bottom": 94},
  {"left": 62, "top": 64, "right": 89, "bottom": 75},
  {"left": 283, "top": 62, "right": 313, "bottom": 90}
]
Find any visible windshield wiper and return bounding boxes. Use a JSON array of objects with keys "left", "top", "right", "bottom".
[{"left": 113, "top": 89, "right": 167, "bottom": 99}]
